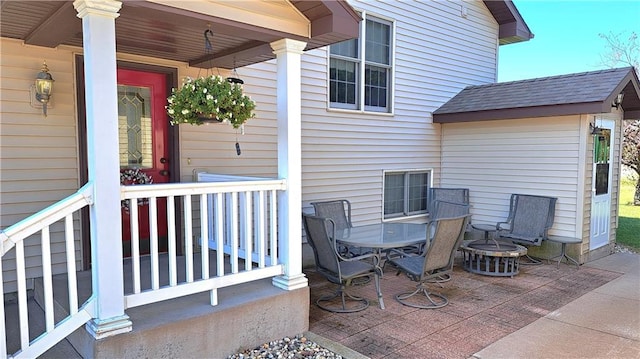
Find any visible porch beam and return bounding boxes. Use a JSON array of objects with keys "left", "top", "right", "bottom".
[
  {"left": 270, "top": 38, "right": 309, "bottom": 291},
  {"left": 73, "top": 0, "right": 132, "bottom": 339}
]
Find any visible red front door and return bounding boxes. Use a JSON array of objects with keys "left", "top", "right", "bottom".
[{"left": 117, "top": 68, "right": 169, "bottom": 256}]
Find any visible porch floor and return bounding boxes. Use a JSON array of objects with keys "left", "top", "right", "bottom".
[{"left": 306, "top": 252, "right": 626, "bottom": 359}]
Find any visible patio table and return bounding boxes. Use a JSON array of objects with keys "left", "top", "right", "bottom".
[{"left": 335, "top": 222, "right": 427, "bottom": 309}]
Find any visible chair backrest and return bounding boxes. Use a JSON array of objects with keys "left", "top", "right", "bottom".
[
  {"left": 311, "top": 200, "right": 352, "bottom": 231},
  {"left": 503, "top": 194, "right": 557, "bottom": 246},
  {"left": 432, "top": 200, "right": 470, "bottom": 220},
  {"left": 422, "top": 214, "right": 470, "bottom": 275},
  {"left": 428, "top": 188, "right": 469, "bottom": 215},
  {"left": 302, "top": 214, "right": 341, "bottom": 279}
]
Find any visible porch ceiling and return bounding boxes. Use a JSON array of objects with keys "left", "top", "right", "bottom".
[{"left": 0, "top": 0, "right": 360, "bottom": 69}]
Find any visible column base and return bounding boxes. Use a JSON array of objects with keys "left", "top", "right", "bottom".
[
  {"left": 272, "top": 273, "right": 308, "bottom": 290},
  {"left": 86, "top": 314, "right": 132, "bottom": 339}
]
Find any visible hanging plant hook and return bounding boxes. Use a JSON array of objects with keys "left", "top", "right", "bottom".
[{"left": 204, "top": 28, "right": 214, "bottom": 54}]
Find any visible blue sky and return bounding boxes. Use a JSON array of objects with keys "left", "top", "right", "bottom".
[{"left": 498, "top": 0, "right": 640, "bottom": 82}]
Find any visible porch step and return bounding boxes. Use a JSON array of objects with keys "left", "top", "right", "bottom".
[{"left": 4, "top": 295, "right": 82, "bottom": 358}]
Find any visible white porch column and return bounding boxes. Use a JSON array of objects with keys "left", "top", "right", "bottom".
[
  {"left": 74, "top": 0, "right": 132, "bottom": 338},
  {"left": 270, "top": 38, "right": 309, "bottom": 291}
]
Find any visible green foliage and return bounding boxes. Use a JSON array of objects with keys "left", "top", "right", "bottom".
[
  {"left": 617, "top": 180, "right": 640, "bottom": 250},
  {"left": 166, "top": 75, "right": 256, "bottom": 128}
]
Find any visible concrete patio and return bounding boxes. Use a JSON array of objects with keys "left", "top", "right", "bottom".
[
  {"left": 7, "top": 251, "right": 638, "bottom": 358},
  {"left": 306, "top": 251, "right": 640, "bottom": 358}
]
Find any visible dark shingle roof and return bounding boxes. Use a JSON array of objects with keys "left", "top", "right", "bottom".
[{"left": 433, "top": 67, "right": 640, "bottom": 123}]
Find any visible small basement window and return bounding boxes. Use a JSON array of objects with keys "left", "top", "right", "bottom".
[{"left": 383, "top": 169, "right": 431, "bottom": 219}]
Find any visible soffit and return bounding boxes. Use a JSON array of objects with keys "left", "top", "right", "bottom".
[
  {"left": 0, "top": 0, "right": 360, "bottom": 69},
  {"left": 483, "top": 0, "right": 534, "bottom": 45}
]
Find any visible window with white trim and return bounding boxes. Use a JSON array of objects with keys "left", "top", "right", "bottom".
[
  {"left": 383, "top": 170, "right": 431, "bottom": 219},
  {"left": 329, "top": 15, "right": 393, "bottom": 113}
]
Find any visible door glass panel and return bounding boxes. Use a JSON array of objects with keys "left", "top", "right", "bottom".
[
  {"left": 593, "top": 130, "right": 611, "bottom": 195},
  {"left": 118, "top": 85, "right": 153, "bottom": 168}
]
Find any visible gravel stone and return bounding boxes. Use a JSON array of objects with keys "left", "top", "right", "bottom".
[
  {"left": 227, "top": 334, "right": 343, "bottom": 359},
  {"left": 614, "top": 243, "right": 638, "bottom": 254}
]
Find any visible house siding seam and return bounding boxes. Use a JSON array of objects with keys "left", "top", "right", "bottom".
[{"left": 300, "top": 0, "right": 499, "bottom": 225}]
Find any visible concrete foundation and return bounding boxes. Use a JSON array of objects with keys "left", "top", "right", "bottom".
[{"left": 33, "top": 273, "right": 309, "bottom": 358}]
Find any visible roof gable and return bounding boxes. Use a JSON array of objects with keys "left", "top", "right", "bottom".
[{"left": 433, "top": 67, "right": 640, "bottom": 123}]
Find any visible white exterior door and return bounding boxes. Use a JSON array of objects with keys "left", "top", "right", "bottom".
[{"left": 590, "top": 119, "right": 615, "bottom": 250}]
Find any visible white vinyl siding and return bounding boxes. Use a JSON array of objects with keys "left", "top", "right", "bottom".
[
  {"left": 440, "top": 116, "right": 583, "bottom": 238},
  {"left": 302, "top": 0, "right": 498, "bottom": 224},
  {"left": 0, "top": 39, "right": 81, "bottom": 293}
]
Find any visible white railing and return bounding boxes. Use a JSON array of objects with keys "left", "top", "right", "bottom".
[
  {"left": 1, "top": 183, "right": 96, "bottom": 359},
  {"left": 121, "top": 178, "right": 286, "bottom": 309},
  {"left": 1, "top": 178, "right": 286, "bottom": 358}
]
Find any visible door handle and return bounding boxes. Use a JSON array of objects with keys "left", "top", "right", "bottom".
[
  {"left": 160, "top": 170, "right": 169, "bottom": 176},
  {"left": 160, "top": 157, "right": 168, "bottom": 164}
]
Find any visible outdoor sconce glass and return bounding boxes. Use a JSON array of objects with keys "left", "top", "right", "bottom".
[
  {"left": 34, "top": 61, "right": 54, "bottom": 117},
  {"left": 611, "top": 93, "right": 624, "bottom": 109}
]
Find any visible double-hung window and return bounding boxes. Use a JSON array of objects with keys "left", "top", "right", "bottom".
[
  {"left": 329, "top": 15, "right": 393, "bottom": 113},
  {"left": 383, "top": 170, "right": 431, "bottom": 219}
]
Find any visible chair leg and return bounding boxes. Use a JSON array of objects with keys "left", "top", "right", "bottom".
[
  {"left": 395, "top": 283, "right": 449, "bottom": 309},
  {"left": 316, "top": 284, "right": 369, "bottom": 313},
  {"left": 519, "top": 253, "right": 543, "bottom": 265}
]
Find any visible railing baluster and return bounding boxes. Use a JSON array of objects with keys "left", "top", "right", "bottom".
[
  {"left": 41, "top": 227, "right": 54, "bottom": 332},
  {"left": 15, "top": 241, "right": 29, "bottom": 350},
  {"left": 269, "top": 189, "right": 278, "bottom": 266},
  {"left": 130, "top": 202, "right": 141, "bottom": 293},
  {"left": 230, "top": 192, "right": 239, "bottom": 274},
  {"left": 200, "top": 194, "right": 209, "bottom": 280},
  {"left": 167, "top": 196, "right": 177, "bottom": 287},
  {"left": 255, "top": 191, "right": 266, "bottom": 268},
  {"left": 215, "top": 193, "right": 224, "bottom": 277},
  {"left": 149, "top": 197, "right": 159, "bottom": 290},
  {"left": 65, "top": 215, "right": 78, "bottom": 314},
  {"left": 243, "top": 192, "right": 252, "bottom": 271},
  {"left": 184, "top": 195, "right": 193, "bottom": 283}
]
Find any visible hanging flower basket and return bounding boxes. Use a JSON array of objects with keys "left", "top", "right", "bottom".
[
  {"left": 166, "top": 75, "right": 256, "bottom": 128},
  {"left": 120, "top": 168, "right": 153, "bottom": 210}
]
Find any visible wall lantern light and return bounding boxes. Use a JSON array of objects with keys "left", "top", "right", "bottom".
[
  {"left": 611, "top": 93, "right": 624, "bottom": 109},
  {"left": 34, "top": 61, "right": 54, "bottom": 117}
]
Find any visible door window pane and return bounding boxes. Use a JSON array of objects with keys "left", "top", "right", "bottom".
[
  {"left": 594, "top": 130, "right": 611, "bottom": 195},
  {"left": 118, "top": 85, "right": 153, "bottom": 168}
]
